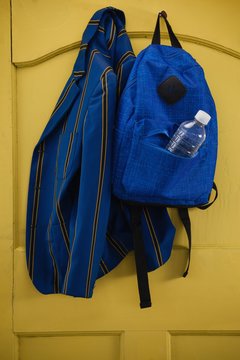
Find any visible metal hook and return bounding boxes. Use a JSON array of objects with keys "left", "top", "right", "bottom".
[{"left": 159, "top": 11, "right": 167, "bottom": 19}]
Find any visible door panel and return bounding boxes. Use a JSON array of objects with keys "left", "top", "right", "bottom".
[
  {"left": 171, "top": 333, "right": 240, "bottom": 360},
  {"left": 19, "top": 334, "right": 120, "bottom": 360},
  {"left": 14, "top": 248, "right": 240, "bottom": 331},
  {"left": 2, "top": 0, "right": 239, "bottom": 359}
]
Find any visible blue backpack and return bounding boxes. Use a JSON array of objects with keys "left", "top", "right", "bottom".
[{"left": 112, "top": 11, "right": 218, "bottom": 307}]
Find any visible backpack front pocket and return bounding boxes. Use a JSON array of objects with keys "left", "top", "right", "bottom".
[{"left": 121, "top": 136, "right": 211, "bottom": 206}]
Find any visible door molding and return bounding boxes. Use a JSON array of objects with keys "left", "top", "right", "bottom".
[{"left": 13, "top": 32, "right": 240, "bottom": 69}]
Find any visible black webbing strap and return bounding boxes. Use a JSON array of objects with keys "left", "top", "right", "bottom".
[
  {"left": 152, "top": 11, "right": 182, "bottom": 48},
  {"left": 198, "top": 182, "right": 218, "bottom": 210},
  {"left": 177, "top": 183, "right": 218, "bottom": 277},
  {"left": 178, "top": 207, "right": 191, "bottom": 277},
  {"left": 130, "top": 205, "right": 152, "bottom": 308}
]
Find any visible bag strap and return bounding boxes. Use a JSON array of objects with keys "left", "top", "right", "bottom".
[
  {"left": 178, "top": 207, "right": 191, "bottom": 277},
  {"left": 178, "top": 182, "right": 218, "bottom": 277},
  {"left": 152, "top": 11, "right": 182, "bottom": 48},
  {"left": 198, "top": 182, "right": 218, "bottom": 210},
  {"left": 130, "top": 205, "right": 152, "bottom": 308}
]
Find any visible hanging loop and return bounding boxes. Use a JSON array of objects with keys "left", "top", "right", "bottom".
[{"left": 152, "top": 10, "right": 182, "bottom": 48}]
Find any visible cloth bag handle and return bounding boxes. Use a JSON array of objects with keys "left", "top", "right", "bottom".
[{"left": 152, "top": 11, "right": 182, "bottom": 48}]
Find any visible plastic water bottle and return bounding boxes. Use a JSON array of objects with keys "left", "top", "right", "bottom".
[{"left": 166, "top": 110, "right": 211, "bottom": 157}]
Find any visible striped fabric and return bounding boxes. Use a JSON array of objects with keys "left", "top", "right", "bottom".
[{"left": 25, "top": 7, "right": 176, "bottom": 298}]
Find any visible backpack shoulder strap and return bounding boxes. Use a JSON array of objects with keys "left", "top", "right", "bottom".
[
  {"left": 178, "top": 207, "right": 191, "bottom": 277},
  {"left": 198, "top": 182, "right": 218, "bottom": 210},
  {"left": 178, "top": 182, "right": 218, "bottom": 277},
  {"left": 130, "top": 205, "right": 152, "bottom": 308}
]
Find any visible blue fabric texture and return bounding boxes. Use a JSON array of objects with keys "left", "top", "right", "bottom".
[
  {"left": 25, "top": 7, "right": 176, "bottom": 299},
  {"left": 112, "top": 44, "right": 218, "bottom": 206}
]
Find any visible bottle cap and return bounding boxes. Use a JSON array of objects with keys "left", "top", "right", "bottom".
[{"left": 194, "top": 110, "right": 211, "bottom": 125}]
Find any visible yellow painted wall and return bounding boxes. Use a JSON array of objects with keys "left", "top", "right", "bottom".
[{"left": 1, "top": 0, "right": 240, "bottom": 359}]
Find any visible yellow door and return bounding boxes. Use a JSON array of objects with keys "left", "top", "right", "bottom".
[{"left": 1, "top": 0, "right": 240, "bottom": 359}]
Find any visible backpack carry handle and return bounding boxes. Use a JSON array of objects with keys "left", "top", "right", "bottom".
[{"left": 152, "top": 11, "right": 182, "bottom": 48}]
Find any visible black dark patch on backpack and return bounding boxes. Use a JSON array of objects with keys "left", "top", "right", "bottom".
[{"left": 157, "top": 76, "right": 187, "bottom": 104}]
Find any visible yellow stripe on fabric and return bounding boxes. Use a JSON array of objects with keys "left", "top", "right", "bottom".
[
  {"left": 56, "top": 200, "right": 70, "bottom": 254},
  {"left": 106, "top": 232, "right": 128, "bottom": 258},
  {"left": 63, "top": 132, "right": 74, "bottom": 178},
  {"left": 89, "top": 20, "right": 100, "bottom": 25},
  {"left": 107, "top": 20, "right": 116, "bottom": 50},
  {"left": 85, "top": 67, "right": 112, "bottom": 297},
  {"left": 100, "top": 259, "right": 109, "bottom": 274},
  {"left": 47, "top": 120, "right": 69, "bottom": 290},
  {"left": 73, "top": 71, "right": 85, "bottom": 78},
  {"left": 117, "top": 64, "right": 123, "bottom": 97},
  {"left": 61, "top": 50, "right": 100, "bottom": 180},
  {"left": 80, "top": 43, "right": 88, "bottom": 49},
  {"left": 62, "top": 50, "right": 102, "bottom": 295},
  {"left": 117, "top": 29, "right": 126, "bottom": 38},
  {"left": 73, "top": 49, "right": 100, "bottom": 133},
  {"left": 116, "top": 50, "right": 135, "bottom": 96},
  {"left": 50, "top": 78, "right": 76, "bottom": 119},
  {"left": 116, "top": 51, "right": 135, "bottom": 73},
  {"left": 47, "top": 218, "right": 60, "bottom": 293},
  {"left": 28, "top": 141, "right": 45, "bottom": 279},
  {"left": 98, "top": 26, "right": 106, "bottom": 34}
]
